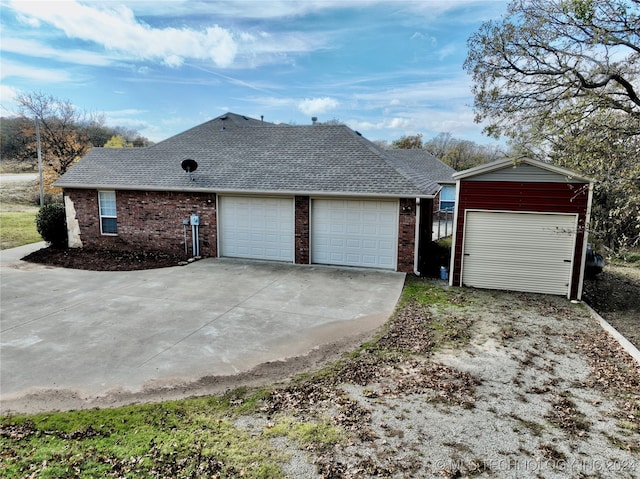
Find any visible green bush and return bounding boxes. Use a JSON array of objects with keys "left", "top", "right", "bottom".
[{"left": 35, "top": 203, "right": 67, "bottom": 248}]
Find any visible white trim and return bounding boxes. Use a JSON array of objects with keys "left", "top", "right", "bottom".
[
  {"left": 218, "top": 195, "right": 295, "bottom": 262},
  {"left": 310, "top": 197, "right": 399, "bottom": 270},
  {"left": 98, "top": 190, "right": 117, "bottom": 236},
  {"left": 460, "top": 209, "right": 579, "bottom": 297},
  {"left": 576, "top": 182, "right": 595, "bottom": 300},
  {"left": 449, "top": 179, "right": 461, "bottom": 287},
  {"left": 566, "top": 214, "right": 579, "bottom": 299},
  {"left": 452, "top": 158, "right": 592, "bottom": 183},
  {"left": 414, "top": 198, "right": 420, "bottom": 275}
]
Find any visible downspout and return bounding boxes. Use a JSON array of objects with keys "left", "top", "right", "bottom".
[
  {"left": 414, "top": 198, "right": 420, "bottom": 275},
  {"left": 576, "top": 181, "right": 594, "bottom": 301}
]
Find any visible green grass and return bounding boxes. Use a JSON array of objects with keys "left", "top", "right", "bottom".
[
  {"left": 0, "top": 211, "right": 41, "bottom": 249},
  {"left": 264, "top": 417, "right": 343, "bottom": 449},
  {"left": 400, "top": 276, "right": 466, "bottom": 308},
  {"left": 0, "top": 392, "right": 286, "bottom": 479}
]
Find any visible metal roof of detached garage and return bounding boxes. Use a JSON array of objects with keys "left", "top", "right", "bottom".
[
  {"left": 453, "top": 157, "right": 592, "bottom": 183},
  {"left": 56, "top": 113, "right": 455, "bottom": 198}
]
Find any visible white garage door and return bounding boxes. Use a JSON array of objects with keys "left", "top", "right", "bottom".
[
  {"left": 219, "top": 196, "right": 294, "bottom": 262},
  {"left": 462, "top": 211, "right": 577, "bottom": 296},
  {"left": 311, "top": 199, "right": 398, "bottom": 269}
]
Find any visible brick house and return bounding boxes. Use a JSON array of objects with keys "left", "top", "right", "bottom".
[{"left": 56, "top": 113, "right": 456, "bottom": 274}]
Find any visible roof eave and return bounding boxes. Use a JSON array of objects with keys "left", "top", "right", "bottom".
[{"left": 56, "top": 183, "right": 436, "bottom": 199}]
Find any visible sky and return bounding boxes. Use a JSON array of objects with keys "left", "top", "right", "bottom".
[{"left": 0, "top": 0, "right": 509, "bottom": 145}]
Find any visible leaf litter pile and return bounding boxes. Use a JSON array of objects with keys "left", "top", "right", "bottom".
[{"left": 2, "top": 277, "right": 639, "bottom": 478}]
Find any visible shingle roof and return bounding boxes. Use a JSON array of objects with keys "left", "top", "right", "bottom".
[{"left": 56, "top": 113, "right": 454, "bottom": 197}]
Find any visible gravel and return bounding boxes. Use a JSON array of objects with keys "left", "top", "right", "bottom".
[{"left": 237, "top": 284, "right": 640, "bottom": 478}]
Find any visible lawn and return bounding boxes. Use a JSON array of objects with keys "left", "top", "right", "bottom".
[
  {"left": 0, "top": 174, "right": 42, "bottom": 249},
  {"left": 0, "top": 392, "right": 291, "bottom": 478},
  {"left": 0, "top": 211, "right": 41, "bottom": 249}
]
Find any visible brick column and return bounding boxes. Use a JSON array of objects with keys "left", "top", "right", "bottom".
[
  {"left": 397, "top": 198, "right": 416, "bottom": 273},
  {"left": 295, "top": 196, "right": 310, "bottom": 264}
]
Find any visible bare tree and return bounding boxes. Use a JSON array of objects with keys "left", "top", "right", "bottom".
[
  {"left": 16, "top": 91, "right": 102, "bottom": 175},
  {"left": 423, "top": 133, "right": 507, "bottom": 170}
]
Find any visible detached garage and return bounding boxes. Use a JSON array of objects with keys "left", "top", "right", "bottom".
[{"left": 450, "top": 158, "right": 593, "bottom": 300}]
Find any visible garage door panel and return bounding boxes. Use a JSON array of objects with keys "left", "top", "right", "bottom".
[
  {"left": 311, "top": 199, "right": 398, "bottom": 269},
  {"left": 462, "top": 211, "right": 576, "bottom": 296},
  {"left": 220, "top": 196, "right": 294, "bottom": 262}
]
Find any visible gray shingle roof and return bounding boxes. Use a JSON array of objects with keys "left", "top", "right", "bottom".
[{"left": 56, "top": 113, "right": 454, "bottom": 197}]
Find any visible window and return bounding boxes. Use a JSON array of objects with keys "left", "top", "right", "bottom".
[
  {"left": 439, "top": 185, "right": 456, "bottom": 212},
  {"left": 98, "top": 191, "right": 117, "bottom": 234}
]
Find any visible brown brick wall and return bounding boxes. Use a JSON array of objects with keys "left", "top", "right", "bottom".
[
  {"left": 64, "top": 189, "right": 217, "bottom": 257},
  {"left": 397, "top": 198, "right": 416, "bottom": 273},
  {"left": 295, "top": 196, "right": 310, "bottom": 264},
  {"left": 65, "top": 189, "right": 418, "bottom": 273}
]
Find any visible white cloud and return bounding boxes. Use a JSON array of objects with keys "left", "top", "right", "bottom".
[
  {"left": 0, "top": 60, "right": 72, "bottom": 82},
  {"left": 8, "top": 0, "right": 238, "bottom": 68},
  {"left": 436, "top": 44, "right": 457, "bottom": 61},
  {"left": 298, "top": 97, "right": 340, "bottom": 116},
  {"left": 0, "top": 85, "right": 20, "bottom": 115},
  {"left": 126, "top": 0, "right": 381, "bottom": 20},
  {"left": 354, "top": 77, "right": 473, "bottom": 107},
  {"left": 105, "top": 109, "right": 147, "bottom": 117},
  {"left": 1, "top": 38, "right": 113, "bottom": 67}
]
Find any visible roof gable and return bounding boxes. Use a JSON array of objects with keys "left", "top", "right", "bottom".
[{"left": 453, "top": 158, "right": 592, "bottom": 183}]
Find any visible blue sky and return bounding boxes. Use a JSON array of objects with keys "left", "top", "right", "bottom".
[{"left": 0, "top": 0, "right": 508, "bottom": 145}]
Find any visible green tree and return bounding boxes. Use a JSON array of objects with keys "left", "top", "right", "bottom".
[
  {"left": 464, "top": 0, "right": 639, "bottom": 140},
  {"left": 0, "top": 117, "right": 34, "bottom": 165},
  {"left": 549, "top": 111, "right": 640, "bottom": 251},
  {"left": 464, "top": 0, "right": 640, "bottom": 252},
  {"left": 391, "top": 134, "right": 423, "bottom": 149},
  {"left": 104, "top": 135, "right": 132, "bottom": 148}
]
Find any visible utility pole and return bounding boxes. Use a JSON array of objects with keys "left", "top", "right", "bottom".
[{"left": 35, "top": 118, "right": 44, "bottom": 206}]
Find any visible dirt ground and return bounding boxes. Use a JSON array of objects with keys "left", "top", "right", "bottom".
[
  {"left": 253, "top": 287, "right": 640, "bottom": 478},
  {"left": 583, "top": 263, "right": 640, "bottom": 350}
]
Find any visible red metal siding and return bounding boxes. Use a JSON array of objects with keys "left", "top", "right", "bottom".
[{"left": 452, "top": 181, "right": 590, "bottom": 299}]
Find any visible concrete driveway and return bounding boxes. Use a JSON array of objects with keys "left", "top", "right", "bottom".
[{"left": 0, "top": 243, "right": 405, "bottom": 412}]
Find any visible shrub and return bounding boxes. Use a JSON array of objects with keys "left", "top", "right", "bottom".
[{"left": 35, "top": 203, "right": 67, "bottom": 248}]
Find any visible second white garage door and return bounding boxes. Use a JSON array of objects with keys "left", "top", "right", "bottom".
[
  {"left": 219, "top": 196, "right": 294, "bottom": 262},
  {"left": 461, "top": 211, "right": 577, "bottom": 296},
  {"left": 311, "top": 199, "right": 398, "bottom": 269}
]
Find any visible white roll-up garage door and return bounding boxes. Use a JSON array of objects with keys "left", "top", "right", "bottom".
[
  {"left": 219, "top": 196, "right": 294, "bottom": 262},
  {"left": 311, "top": 199, "right": 398, "bottom": 269},
  {"left": 461, "top": 211, "right": 577, "bottom": 296}
]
